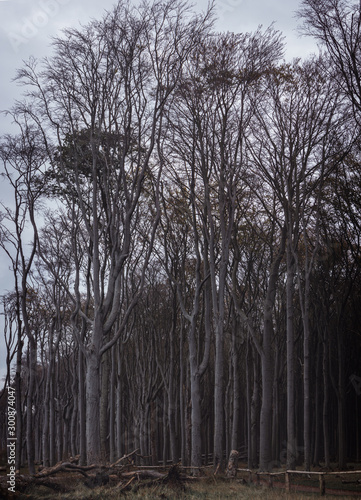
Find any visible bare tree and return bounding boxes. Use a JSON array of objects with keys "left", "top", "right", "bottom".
[
  {"left": 246, "top": 56, "right": 348, "bottom": 469},
  {"left": 0, "top": 119, "right": 47, "bottom": 474},
  {"left": 298, "top": 0, "right": 361, "bottom": 124},
  {"left": 15, "top": 0, "right": 212, "bottom": 464}
]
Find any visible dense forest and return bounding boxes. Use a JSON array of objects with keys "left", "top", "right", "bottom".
[{"left": 0, "top": 0, "right": 360, "bottom": 476}]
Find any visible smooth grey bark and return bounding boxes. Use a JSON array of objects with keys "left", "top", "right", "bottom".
[
  {"left": 230, "top": 314, "right": 240, "bottom": 451},
  {"left": 15, "top": 327, "right": 23, "bottom": 471},
  {"left": 26, "top": 338, "right": 37, "bottom": 475},
  {"left": 109, "top": 345, "right": 116, "bottom": 463},
  {"left": 100, "top": 348, "right": 111, "bottom": 461},
  {"left": 42, "top": 356, "right": 50, "bottom": 467},
  {"left": 259, "top": 226, "right": 286, "bottom": 471},
  {"left": 272, "top": 339, "right": 282, "bottom": 465},
  {"left": 313, "top": 337, "right": 321, "bottom": 466},
  {"left": 70, "top": 365, "right": 78, "bottom": 458},
  {"left": 179, "top": 319, "right": 186, "bottom": 465},
  {"left": 85, "top": 350, "right": 101, "bottom": 463},
  {"left": 246, "top": 338, "right": 252, "bottom": 469},
  {"left": 336, "top": 329, "right": 346, "bottom": 468},
  {"left": 286, "top": 242, "right": 296, "bottom": 470},
  {"left": 322, "top": 329, "right": 330, "bottom": 468},
  {"left": 251, "top": 349, "right": 260, "bottom": 469},
  {"left": 116, "top": 343, "right": 122, "bottom": 460},
  {"left": 78, "top": 340, "right": 87, "bottom": 465}
]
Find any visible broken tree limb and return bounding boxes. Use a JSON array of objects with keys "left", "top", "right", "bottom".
[
  {"left": 121, "top": 469, "right": 166, "bottom": 480},
  {"left": 35, "top": 461, "right": 97, "bottom": 478},
  {"left": 110, "top": 448, "right": 139, "bottom": 468}
]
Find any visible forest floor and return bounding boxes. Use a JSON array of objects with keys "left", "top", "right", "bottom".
[{"left": 0, "top": 461, "right": 360, "bottom": 499}]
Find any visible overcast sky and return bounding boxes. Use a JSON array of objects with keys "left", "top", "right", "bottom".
[{"left": 0, "top": 0, "right": 318, "bottom": 382}]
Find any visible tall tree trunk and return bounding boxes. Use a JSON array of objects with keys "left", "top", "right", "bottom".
[
  {"left": 259, "top": 226, "right": 285, "bottom": 471},
  {"left": 337, "top": 330, "right": 346, "bottom": 468},
  {"left": 168, "top": 296, "right": 178, "bottom": 464},
  {"left": 150, "top": 401, "right": 157, "bottom": 465},
  {"left": 109, "top": 345, "right": 116, "bottom": 463},
  {"left": 189, "top": 357, "right": 202, "bottom": 468},
  {"left": 179, "top": 321, "right": 186, "bottom": 465},
  {"left": 231, "top": 317, "right": 240, "bottom": 451},
  {"left": 286, "top": 243, "right": 296, "bottom": 470},
  {"left": 322, "top": 330, "right": 330, "bottom": 468},
  {"left": 100, "top": 349, "right": 110, "bottom": 461},
  {"left": 86, "top": 349, "right": 101, "bottom": 464},
  {"left": 251, "top": 350, "right": 260, "bottom": 469},
  {"left": 303, "top": 288, "right": 311, "bottom": 471},
  {"left": 213, "top": 323, "right": 224, "bottom": 470},
  {"left": 272, "top": 344, "right": 280, "bottom": 465},
  {"left": 246, "top": 338, "right": 252, "bottom": 469},
  {"left": 26, "top": 338, "right": 37, "bottom": 475},
  {"left": 78, "top": 345, "right": 87, "bottom": 465},
  {"left": 15, "top": 332, "right": 23, "bottom": 471},
  {"left": 313, "top": 337, "right": 321, "bottom": 466},
  {"left": 49, "top": 367, "right": 56, "bottom": 466},
  {"left": 42, "top": 364, "right": 50, "bottom": 467},
  {"left": 116, "top": 343, "right": 122, "bottom": 459}
]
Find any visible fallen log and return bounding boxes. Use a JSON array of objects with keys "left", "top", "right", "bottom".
[
  {"left": 35, "top": 461, "right": 97, "bottom": 478},
  {"left": 121, "top": 469, "right": 166, "bottom": 480}
]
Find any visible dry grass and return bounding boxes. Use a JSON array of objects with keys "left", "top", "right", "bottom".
[{"left": 22, "top": 477, "right": 358, "bottom": 499}]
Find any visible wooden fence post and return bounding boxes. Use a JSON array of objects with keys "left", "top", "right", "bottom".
[
  {"left": 285, "top": 472, "right": 290, "bottom": 492},
  {"left": 248, "top": 470, "right": 252, "bottom": 485},
  {"left": 319, "top": 473, "right": 325, "bottom": 496}
]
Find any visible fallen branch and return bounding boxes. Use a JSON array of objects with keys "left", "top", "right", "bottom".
[
  {"left": 121, "top": 470, "right": 166, "bottom": 480},
  {"left": 117, "top": 475, "right": 136, "bottom": 493},
  {"left": 110, "top": 449, "right": 139, "bottom": 468},
  {"left": 35, "top": 461, "right": 97, "bottom": 478}
]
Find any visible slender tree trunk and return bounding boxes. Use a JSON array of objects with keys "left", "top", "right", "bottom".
[
  {"left": 313, "top": 338, "right": 321, "bottom": 466},
  {"left": 246, "top": 338, "right": 252, "bottom": 469},
  {"left": 189, "top": 361, "right": 202, "bottom": 468},
  {"left": 213, "top": 322, "right": 224, "bottom": 470},
  {"left": 231, "top": 317, "right": 240, "bottom": 451},
  {"left": 260, "top": 227, "right": 285, "bottom": 471},
  {"left": 168, "top": 300, "right": 178, "bottom": 463},
  {"left": 70, "top": 390, "right": 78, "bottom": 458},
  {"left": 116, "top": 342, "right": 122, "bottom": 459},
  {"left": 26, "top": 338, "right": 37, "bottom": 475},
  {"left": 272, "top": 344, "right": 280, "bottom": 465},
  {"left": 15, "top": 333, "right": 23, "bottom": 471},
  {"left": 322, "top": 330, "right": 330, "bottom": 468},
  {"left": 303, "top": 292, "right": 311, "bottom": 470},
  {"left": 42, "top": 364, "right": 50, "bottom": 467},
  {"left": 337, "top": 330, "right": 346, "bottom": 468},
  {"left": 150, "top": 401, "right": 157, "bottom": 465},
  {"left": 162, "top": 393, "right": 167, "bottom": 466},
  {"left": 286, "top": 244, "right": 296, "bottom": 470},
  {"left": 179, "top": 321, "right": 186, "bottom": 465},
  {"left": 225, "top": 358, "right": 232, "bottom": 462},
  {"left": 251, "top": 349, "right": 259, "bottom": 469},
  {"left": 86, "top": 350, "right": 101, "bottom": 464},
  {"left": 109, "top": 345, "right": 116, "bottom": 463},
  {"left": 49, "top": 367, "right": 56, "bottom": 466},
  {"left": 78, "top": 345, "right": 87, "bottom": 465},
  {"left": 100, "top": 349, "right": 110, "bottom": 461}
]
